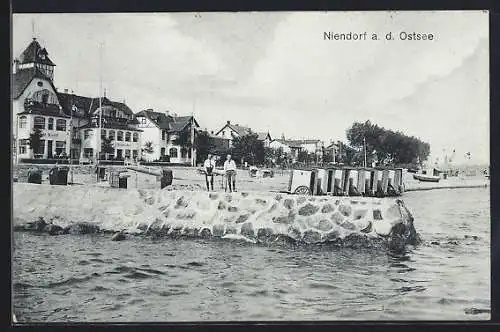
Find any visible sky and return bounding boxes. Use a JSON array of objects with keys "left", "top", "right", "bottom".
[{"left": 12, "top": 11, "right": 489, "bottom": 165}]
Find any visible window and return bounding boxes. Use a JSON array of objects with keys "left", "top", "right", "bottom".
[
  {"left": 132, "top": 150, "right": 138, "bottom": 159},
  {"left": 84, "top": 129, "right": 92, "bottom": 140},
  {"left": 55, "top": 141, "right": 66, "bottom": 156},
  {"left": 116, "top": 149, "right": 123, "bottom": 159},
  {"left": 19, "top": 116, "right": 27, "bottom": 129},
  {"left": 169, "top": 148, "right": 178, "bottom": 158},
  {"left": 125, "top": 149, "right": 131, "bottom": 159},
  {"left": 34, "top": 140, "right": 45, "bottom": 157},
  {"left": 222, "top": 131, "right": 225, "bottom": 137},
  {"left": 19, "top": 139, "right": 29, "bottom": 154},
  {"left": 117, "top": 131, "right": 123, "bottom": 141},
  {"left": 101, "top": 129, "right": 107, "bottom": 139},
  {"left": 125, "top": 132, "right": 131, "bottom": 142},
  {"left": 181, "top": 147, "right": 188, "bottom": 158},
  {"left": 56, "top": 119, "right": 66, "bottom": 131},
  {"left": 37, "top": 81, "right": 43, "bottom": 87},
  {"left": 34, "top": 116, "right": 45, "bottom": 130},
  {"left": 42, "top": 93, "right": 49, "bottom": 104},
  {"left": 48, "top": 118, "right": 54, "bottom": 130},
  {"left": 160, "top": 147, "right": 165, "bottom": 156},
  {"left": 108, "top": 130, "right": 115, "bottom": 140},
  {"left": 84, "top": 148, "right": 94, "bottom": 158},
  {"left": 141, "top": 117, "right": 147, "bottom": 124},
  {"left": 162, "top": 130, "right": 166, "bottom": 140},
  {"left": 132, "top": 132, "right": 138, "bottom": 142}
]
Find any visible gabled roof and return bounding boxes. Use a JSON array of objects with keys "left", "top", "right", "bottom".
[
  {"left": 12, "top": 67, "right": 58, "bottom": 99},
  {"left": 169, "top": 116, "right": 199, "bottom": 132},
  {"left": 135, "top": 110, "right": 170, "bottom": 129},
  {"left": 256, "top": 132, "right": 271, "bottom": 141},
  {"left": 18, "top": 38, "right": 56, "bottom": 66},
  {"left": 57, "top": 92, "right": 137, "bottom": 124}
]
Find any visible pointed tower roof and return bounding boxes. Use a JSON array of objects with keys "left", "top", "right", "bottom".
[{"left": 18, "top": 38, "right": 56, "bottom": 66}]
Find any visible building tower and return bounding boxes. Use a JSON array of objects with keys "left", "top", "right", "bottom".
[{"left": 16, "top": 38, "right": 56, "bottom": 81}]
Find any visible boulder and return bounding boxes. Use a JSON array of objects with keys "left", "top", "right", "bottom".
[{"left": 111, "top": 232, "right": 127, "bottom": 241}]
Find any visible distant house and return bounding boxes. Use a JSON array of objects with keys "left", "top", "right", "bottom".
[
  {"left": 214, "top": 120, "right": 272, "bottom": 147},
  {"left": 269, "top": 136, "right": 324, "bottom": 162},
  {"left": 135, "top": 109, "right": 199, "bottom": 165}
]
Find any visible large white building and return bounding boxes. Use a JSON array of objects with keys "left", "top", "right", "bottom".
[
  {"left": 12, "top": 38, "right": 71, "bottom": 163},
  {"left": 135, "top": 109, "right": 199, "bottom": 165},
  {"left": 12, "top": 37, "right": 143, "bottom": 164}
]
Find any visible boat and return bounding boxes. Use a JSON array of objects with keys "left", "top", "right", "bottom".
[{"left": 413, "top": 173, "right": 440, "bottom": 182}]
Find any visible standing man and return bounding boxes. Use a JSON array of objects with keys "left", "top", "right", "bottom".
[
  {"left": 203, "top": 153, "right": 216, "bottom": 191},
  {"left": 224, "top": 154, "right": 237, "bottom": 192}
]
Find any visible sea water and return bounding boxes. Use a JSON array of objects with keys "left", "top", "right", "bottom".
[{"left": 12, "top": 187, "right": 490, "bottom": 321}]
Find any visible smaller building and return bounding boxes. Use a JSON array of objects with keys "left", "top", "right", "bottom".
[
  {"left": 214, "top": 121, "right": 272, "bottom": 147},
  {"left": 135, "top": 109, "right": 199, "bottom": 164},
  {"left": 269, "top": 136, "right": 324, "bottom": 163}
]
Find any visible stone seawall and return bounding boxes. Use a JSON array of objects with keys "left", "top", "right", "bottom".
[{"left": 13, "top": 183, "right": 420, "bottom": 251}]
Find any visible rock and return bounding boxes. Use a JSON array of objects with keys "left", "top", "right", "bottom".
[
  {"left": 257, "top": 228, "right": 274, "bottom": 241},
  {"left": 255, "top": 198, "right": 267, "bottom": 205},
  {"left": 228, "top": 206, "right": 238, "bottom": 212},
  {"left": 235, "top": 214, "right": 250, "bottom": 224},
  {"left": 111, "top": 232, "right": 127, "bottom": 241},
  {"left": 212, "top": 224, "right": 225, "bottom": 237},
  {"left": 175, "top": 196, "right": 189, "bottom": 209},
  {"left": 241, "top": 192, "right": 249, "bottom": 197},
  {"left": 340, "top": 221, "right": 356, "bottom": 230},
  {"left": 209, "top": 193, "right": 218, "bottom": 200},
  {"left": 200, "top": 228, "right": 212, "bottom": 239},
  {"left": 268, "top": 203, "right": 277, "bottom": 213},
  {"left": 29, "top": 217, "right": 47, "bottom": 232},
  {"left": 272, "top": 215, "right": 292, "bottom": 224},
  {"left": 217, "top": 201, "right": 227, "bottom": 210},
  {"left": 67, "top": 222, "right": 100, "bottom": 235},
  {"left": 338, "top": 204, "right": 352, "bottom": 217},
  {"left": 330, "top": 212, "right": 344, "bottom": 224},
  {"left": 136, "top": 223, "right": 148, "bottom": 232},
  {"left": 287, "top": 226, "right": 302, "bottom": 240},
  {"left": 240, "top": 222, "right": 255, "bottom": 238},
  {"left": 447, "top": 240, "right": 458, "bottom": 245},
  {"left": 321, "top": 204, "right": 335, "bottom": 213},
  {"left": 343, "top": 233, "right": 369, "bottom": 248},
  {"left": 298, "top": 203, "right": 320, "bottom": 216},
  {"left": 274, "top": 194, "right": 283, "bottom": 201},
  {"left": 317, "top": 219, "right": 333, "bottom": 232},
  {"left": 182, "top": 227, "right": 199, "bottom": 237},
  {"left": 302, "top": 230, "right": 322, "bottom": 244},
  {"left": 373, "top": 209, "right": 383, "bottom": 220},
  {"left": 325, "top": 229, "right": 341, "bottom": 242},
  {"left": 373, "top": 220, "right": 392, "bottom": 236},
  {"left": 360, "top": 221, "right": 373, "bottom": 233},
  {"left": 296, "top": 197, "right": 306, "bottom": 205},
  {"left": 283, "top": 199, "right": 294, "bottom": 209},
  {"left": 44, "top": 224, "right": 64, "bottom": 235},
  {"left": 353, "top": 209, "right": 368, "bottom": 220},
  {"left": 225, "top": 226, "right": 237, "bottom": 235}
]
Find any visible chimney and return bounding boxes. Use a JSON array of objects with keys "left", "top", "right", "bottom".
[
  {"left": 227, "top": 120, "right": 230, "bottom": 125},
  {"left": 104, "top": 88, "right": 106, "bottom": 98},
  {"left": 64, "top": 88, "right": 68, "bottom": 93},
  {"left": 211, "top": 131, "right": 214, "bottom": 135}
]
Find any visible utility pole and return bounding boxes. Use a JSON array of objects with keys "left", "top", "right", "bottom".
[{"left": 95, "top": 42, "right": 104, "bottom": 166}]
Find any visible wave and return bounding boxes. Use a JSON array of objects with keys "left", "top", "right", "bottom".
[{"left": 13, "top": 183, "right": 420, "bottom": 251}]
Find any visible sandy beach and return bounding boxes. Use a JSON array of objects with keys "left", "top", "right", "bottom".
[{"left": 12, "top": 164, "right": 489, "bottom": 194}]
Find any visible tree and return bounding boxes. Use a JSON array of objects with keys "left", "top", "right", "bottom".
[
  {"left": 142, "top": 141, "right": 154, "bottom": 160},
  {"left": 346, "top": 120, "right": 430, "bottom": 166},
  {"left": 173, "top": 129, "right": 192, "bottom": 148},
  {"left": 231, "top": 131, "right": 265, "bottom": 165},
  {"left": 193, "top": 130, "right": 215, "bottom": 162},
  {"left": 28, "top": 127, "right": 43, "bottom": 157},
  {"left": 101, "top": 136, "right": 114, "bottom": 160}
]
